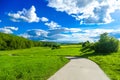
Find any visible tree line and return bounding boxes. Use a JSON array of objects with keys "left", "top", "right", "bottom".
[{"left": 0, "top": 32, "right": 60, "bottom": 50}]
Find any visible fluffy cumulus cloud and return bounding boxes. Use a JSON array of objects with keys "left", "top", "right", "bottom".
[
  {"left": 77, "top": 29, "right": 115, "bottom": 42},
  {"left": 8, "top": 6, "right": 40, "bottom": 23},
  {"left": 40, "top": 17, "right": 49, "bottom": 22},
  {"left": 17, "top": 15, "right": 120, "bottom": 42},
  {"left": 64, "top": 28, "right": 82, "bottom": 33},
  {"left": 45, "top": 21, "right": 61, "bottom": 29},
  {"left": 0, "top": 26, "right": 18, "bottom": 34},
  {"left": 20, "top": 29, "right": 48, "bottom": 40},
  {"left": 21, "top": 27, "right": 120, "bottom": 43},
  {"left": 20, "top": 26, "right": 83, "bottom": 42},
  {"left": 46, "top": 27, "right": 83, "bottom": 42},
  {"left": 48, "top": 28, "right": 65, "bottom": 36},
  {"left": 50, "top": 28, "right": 120, "bottom": 43},
  {"left": 47, "top": 0, "right": 120, "bottom": 24},
  {"left": 4, "top": 26, "right": 18, "bottom": 31},
  {"left": 54, "top": 33, "right": 94, "bottom": 43}
]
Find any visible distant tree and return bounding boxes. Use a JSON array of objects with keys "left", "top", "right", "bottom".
[
  {"left": 51, "top": 43, "right": 60, "bottom": 50},
  {"left": 0, "top": 38, "right": 7, "bottom": 50},
  {"left": 0, "top": 32, "right": 61, "bottom": 50}
]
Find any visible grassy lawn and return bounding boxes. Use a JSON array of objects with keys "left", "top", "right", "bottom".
[
  {"left": 0, "top": 46, "right": 80, "bottom": 80},
  {"left": 0, "top": 45, "right": 120, "bottom": 80}
]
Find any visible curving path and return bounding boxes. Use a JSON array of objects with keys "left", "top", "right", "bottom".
[{"left": 48, "top": 57, "right": 110, "bottom": 80}]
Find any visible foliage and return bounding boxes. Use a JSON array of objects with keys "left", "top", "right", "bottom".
[
  {"left": 0, "top": 32, "right": 35, "bottom": 50},
  {"left": 41, "top": 41, "right": 60, "bottom": 49},
  {"left": 82, "top": 41, "right": 91, "bottom": 48},
  {"left": 81, "top": 33, "right": 119, "bottom": 54},
  {"left": 94, "top": 33, "right": 119, "bottom": 53},
  {"left": 0, "top": 32, "right": 60, "bottom": 50},
  {"left": 81, "top": 41, "right": 94, "bottom": 53}
]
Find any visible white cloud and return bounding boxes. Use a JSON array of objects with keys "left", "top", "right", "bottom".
[
  {"left": 41, "top": 17, "right": 49, "bottom": 22},
  {"left": 47, "top": 33, "right": 94, "bottom": 43},
  {"left": 27, "top": 29, "right": 48, "bottom": 37},
  {"left": 0, "top": 28, "right": 13, "bottom": 34},
  {"left": 20, "top": 33, "right": 31, "bottom": 38},
  {"left": 4, "top": 26, "right": 18, "bottom": 31},
  {"left": 48, "top": 28, "right": 65, "bottom": 36},
  {"left": 52, "top": 32, "right": 95, "bottom": 43},
  {"left": 47, "top": 0, "right": 120, "bottom": 24},
  {"left": 8, "top": 6, "right": 40, "bottom": 23},
  {"left": 55, "top": 28, "right": 119, "bottom": 43},
  {"left": 43, "top": 19, "right": 82, "bottom": 33},
  {"left": 65, "top": 28, "right": 82, "bottom": 33},
  {"left": 47, "top": 28, "right": 120, "bottom": 42},
  {"left": 20, "top": 29, "right": 48, "bottom": 40},
  {"left": 45, "top": 21, "right": 61, "bottom": 29},
  {"left": 47, "top": 34, "right": 68, "bottom": 40},
  {"left": 19, "top": 15, "right": 120, "bottom": 43},
  {"left": 47, "top": 27, "right": 82, "bottom": 39},
  {"left": 20, "top": 27, "right": 120, "bottom": 43},
  {"left": 83, "top": 29, "right": 114, "bottom": 37},
  {"left": 0, "top": 26, "right": 18, "bottom": 34}
]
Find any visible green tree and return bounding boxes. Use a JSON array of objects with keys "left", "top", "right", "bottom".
[
  {"left": 94, "top": 33, "right": 119, "bottom": 53},
  {"left": 0, "top": 38, "right": 7, "bottom": 50},
  {"left": 81, "top": 41, "right": 94, "bottom": 53},
  {"left": 0, "top": 32, "right": 61, "bottom": 50}
]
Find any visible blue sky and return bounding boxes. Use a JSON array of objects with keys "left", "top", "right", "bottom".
[{"left": 0, "top": 0, "right": 120, "bottom": 43}]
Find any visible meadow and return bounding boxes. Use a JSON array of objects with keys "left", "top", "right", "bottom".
[
  {"left": 0, "top": 45, "right": 120, "bottom": 80},
  {"left": 0, "top": 45, "right": 80, "bottom": 80}
]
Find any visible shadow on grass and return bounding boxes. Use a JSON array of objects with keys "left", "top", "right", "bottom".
[{"left": 79, "top": 50, "right": 112, "bottom": 58}]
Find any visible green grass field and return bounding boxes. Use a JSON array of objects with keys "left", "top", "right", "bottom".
[
  {"left": 0, "top": 45, "right": 120, "bottom": 80},
  {"left": 0, "top": 45, "right": 80, "bottom": 80}
]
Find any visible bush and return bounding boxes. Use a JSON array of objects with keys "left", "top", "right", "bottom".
[
  {"left": 81, "top": 41, "right": 94, "bottom": 52},
  {"left": 51, "top": 43, "right": 60, "bottom": 50},
  {"left": 94, "top": 33, "right": 119, "bottom": 53}
]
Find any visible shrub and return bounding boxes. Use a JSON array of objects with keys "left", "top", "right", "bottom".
[
  {"left": 94, "top": 33, "right": 119, "bottom": 53},
  {"left": 81, "top": 41, "right": 94, "bottom": 52}
]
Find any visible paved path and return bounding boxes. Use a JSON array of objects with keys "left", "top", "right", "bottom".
[{"left": 48, "top": 57, "right": 110, "bottom": 80}]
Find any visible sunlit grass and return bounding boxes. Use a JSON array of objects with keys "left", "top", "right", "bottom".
[
  {"left": 0, "top": 45, "right": 80, "bottom": 80},
  {"left": 0, "top": 45, "right": 120, "bottom": 80}
]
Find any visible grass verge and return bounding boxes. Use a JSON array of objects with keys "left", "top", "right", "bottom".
[{"left": 80, "top": 49, "right": 120, "bottom": 80}]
